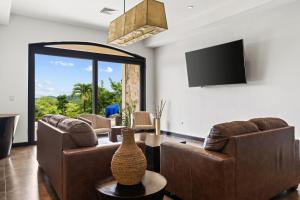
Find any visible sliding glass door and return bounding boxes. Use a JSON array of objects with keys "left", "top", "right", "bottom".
[{"left": 35, "top": 54, "right": 93, "bottom": 140}]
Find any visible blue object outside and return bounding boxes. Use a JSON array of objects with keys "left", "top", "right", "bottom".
[{"left": 105, "top": 104, "right": 120, "bottom": 118}]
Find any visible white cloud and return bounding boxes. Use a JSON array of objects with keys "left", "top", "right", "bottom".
[
  {"left": 104, "top": 67, "right": 113, "bottom": 73},
  {"left": 85, "top": 65, "right": 93, "bottom": 72},
  {"left": 99, "top": 66, "right": 113, "bottom": 73},
  {"left": 50, "top": 60, "right": 74, "bottom": 67},
  {"left": 35, "top": 80, "right": 68, "bottom": 97},
  {"left": 85, "top": 66, "right": 113, "bottom": 73}
]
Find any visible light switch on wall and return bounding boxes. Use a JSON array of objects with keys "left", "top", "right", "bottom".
[{"left": 9, "top": 96, "right": 15, "bottom": 102}]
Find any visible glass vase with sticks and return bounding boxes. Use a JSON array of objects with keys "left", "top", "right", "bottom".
[{"left": 154, "top": 99, "right": 166, "bottom": 135}]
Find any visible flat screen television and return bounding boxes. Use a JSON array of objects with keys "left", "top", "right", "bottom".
[{"left": 185, "top": 39, "right": 246, "bottom": 87}]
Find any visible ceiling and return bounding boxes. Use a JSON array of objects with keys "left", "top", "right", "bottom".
[
  {"left": 7, "top": 0, "right": 234, "bottom": 29},
  {"left": 0, "top": 0, "right": 296, "bottom": 46}
]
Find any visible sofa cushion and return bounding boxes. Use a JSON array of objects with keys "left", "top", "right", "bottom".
[
  {"left": 249, "top": 117, "right": 288, "bottom": 131},
  {"left": 134, "top": 125, "right": 155, "bottom": 130},
  {"left": 48, "top": 115, "right": 68, "bottom": 127},
  {"left": 204, "top": 121, "right": 259, "bottom": 152},
  {"left": 57, "top": 118, "right": 98, "bottom": 147},
  {"left": 42, "top": 114, "right": 53, "bottom": 123},
  {"left": 94, "top": 128, "right": 110, "bottom": 135},
  {"left": 78, "top": 117, "right": 92, "bottom": 126},
  {"left": 134, "top": 112, "right": 152, "bottom": 125}
]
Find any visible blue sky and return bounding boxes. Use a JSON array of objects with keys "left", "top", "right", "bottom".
[{"left": 35, "top": 54, "right": 122, "bottom": 98}]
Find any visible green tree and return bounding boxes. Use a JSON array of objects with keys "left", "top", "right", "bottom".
[
  {"left": 57, "top": 95, "right": 69, "bottom": 115},
  {"left": 98, "top": 80, "right": 112, "bottom": 115},
  {"left": 35, "top": 80, "right": 122, "bottom": 119},
  {"left": 109, "top": 78, "right": 122, "bottom": 105},
  {"left": 35, "top": 97, "right": 58, "bottom": 120},
  {"left": 65, "top": 102, "right": 81, "bottom": 118},
  {"left": 97, "top": 79, "right": 122, "bottom": 115},
  {"left": 72, "top": 83, "right": 92, "bottom": 113}
]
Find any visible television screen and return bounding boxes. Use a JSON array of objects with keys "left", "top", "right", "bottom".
[{"left": 185, "top": 40, "right": 246, "bottom": 87}]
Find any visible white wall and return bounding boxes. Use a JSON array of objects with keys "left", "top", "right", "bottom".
[
  {"left": 0, "top": 15, "right": 155, "bottom": 143},
  {"left": 154, "top": 1, "right": 300, "bottom": 138}
]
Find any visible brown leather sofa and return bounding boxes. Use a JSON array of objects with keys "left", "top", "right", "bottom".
[
  {"left": 161, "top": 118, "right": 300, "bottom": 200},
  {"left": 37, "top": 114, "right": 144, "bottom": 200}
]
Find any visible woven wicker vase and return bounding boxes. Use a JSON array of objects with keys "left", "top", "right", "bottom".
[{"left": 111, "top": 128, "right": 147, "bottom": 185}]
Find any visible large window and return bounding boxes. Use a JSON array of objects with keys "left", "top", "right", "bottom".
[
  {"left": 28, "top": 42, "right": 146, "bottom": 144},
  {"left": 35, "top": 54, "right": 93, "bottom": 121}
]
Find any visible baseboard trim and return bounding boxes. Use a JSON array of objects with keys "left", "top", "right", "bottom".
[{"left": 161, "top": 130, "right": 204, "bottom": 142}]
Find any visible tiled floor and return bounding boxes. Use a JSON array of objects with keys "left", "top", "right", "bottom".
[
  {"left": 0, "top": 146, "right": 59, "bottom": 200},
  {"left": 0, "top": 145, "right": 299, "bottom": 200}
]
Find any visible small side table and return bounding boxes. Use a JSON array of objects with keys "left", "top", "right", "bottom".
[
  {"left": 95, "top": 170, "right": 167, "bottom": 200},
  {"left": 135, "top": 133, "right": 186, "bottom": 172},
  {"left": 109, "top": 126, "right": 126, "bottom": 142}
]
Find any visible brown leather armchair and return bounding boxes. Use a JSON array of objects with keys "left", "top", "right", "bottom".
[
  {"left": 161, "top": 118, "right": 300, "bottom": 200},
  {"left": 79, "top": 114, "right": 111, "bottom": 135},
  {"left": 132, "top": 111, "right": 155, "bottom": 132}
]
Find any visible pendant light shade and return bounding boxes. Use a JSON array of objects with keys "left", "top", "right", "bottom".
[{"left": 108, "top": 0, "right": 168, "bottom": 46}]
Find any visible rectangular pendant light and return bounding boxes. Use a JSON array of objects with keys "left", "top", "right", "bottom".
[{"left": 108, "top": 0, "right": 168, "bottom": 46}]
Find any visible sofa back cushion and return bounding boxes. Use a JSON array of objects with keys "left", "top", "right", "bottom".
[
  {"left": 204, "top": 121, "right": 259, "bottom": 152},
  {"left": 57, "top": 118, "right": 98, "bottom": 147},
  {"left": 133, "top": 112, "right": 152, "bottom": 126},
  {"left": 48, "top": 115, "right": 68, "bottom": 127},
  {"left": 41, "top": 114, "right": 53, "bottom": 123},
  {"left": 249, "top": 117, "right": 288, "bottom": 131},
  {"left": 78, "top": 117, "right": 93, "bottom": 126}
]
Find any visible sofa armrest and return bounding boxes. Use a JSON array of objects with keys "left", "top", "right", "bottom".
[
  {"left": 62, "top": 142, "right": 145, "bottom": 200},
  {"left": 37, "top": 120, "right": 67, "bottom": 200},
  {"left": 161, "top": 142, "right": 235, "bottom": 200}
]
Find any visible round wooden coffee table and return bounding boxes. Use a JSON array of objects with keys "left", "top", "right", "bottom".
[{"left": 95, "top": 170, "right": 167, "bottom": 200}]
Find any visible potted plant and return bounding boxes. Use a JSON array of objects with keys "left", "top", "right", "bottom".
[{"left": 121, "top": 101, "right": 136, "bottom": 128}]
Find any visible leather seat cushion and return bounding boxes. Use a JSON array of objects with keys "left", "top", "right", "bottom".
[
  {"left": 134, "top": 125, "right": 155, "bottom": 130},
  {"left": 249, "top": 117, "right": 288, "bottom": 131},
  {"left": 94, "top": 128, "right": 110, "bottom": 135},
  {"left": 48, "top": 115, "right": 68, "bottom": 127},
  {"left": 57, "top": 118, "right": 98, "bottom": 147},
  {"left": 204, "top": 121, "right": 259, "bottom": 152}
]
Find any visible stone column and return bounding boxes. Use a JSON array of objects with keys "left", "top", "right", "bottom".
[{"left": 122, "top": 64, "right": 140, "bottom": 111}]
